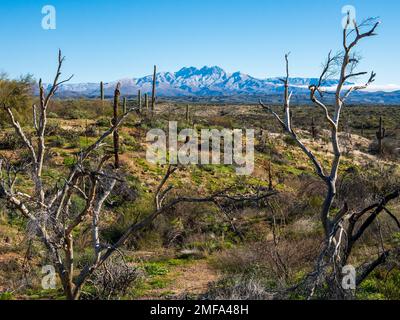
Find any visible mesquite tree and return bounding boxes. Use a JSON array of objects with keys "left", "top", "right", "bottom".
[
  {"left": 260, "top": 15, "right": 400, "bottom": 298},
  {"left": 0, "top": 51, "right": 276, "bottom": 300}
]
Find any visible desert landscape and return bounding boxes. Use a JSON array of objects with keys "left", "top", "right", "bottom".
[{"left": 1, "top": 1, "right": 400, "bottom": 304}]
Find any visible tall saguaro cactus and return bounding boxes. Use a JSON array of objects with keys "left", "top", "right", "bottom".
[
  {"left": 138, "top": 90, "right": 142, "bottom": 113},
  {"left": 144, "top": 93, "right": 149, "bottom": 113},
  {"left": 185, "top": 104, "right": 190, "bottom": 122},
  {"left": 100, "top": 81, "right": 104, "bottom": 101},
  {"left": 151, "top": 65, "right": 157, "bottom": 117},
  {"left": 122, "top": 97, "right": 127, "bottom": 114},
  {"left": 376, "top": 116, "right": 386, "bottom": 155},
  {"left": 311, "top": 117, "right": 317, "bottom": 139},
  {"left": 113, "top": 83, "right": 121, "bottom": 168}
]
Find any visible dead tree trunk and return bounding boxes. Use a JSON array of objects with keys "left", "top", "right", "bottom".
[
  {"left": 259, "top": 14, "right": 385, "bottom": 298},
  {"left": 113, "top": 83, "right": 121, "bottom": 168},
  {"left": 151, "top": 65, "right": 157, "bottom": 118}
]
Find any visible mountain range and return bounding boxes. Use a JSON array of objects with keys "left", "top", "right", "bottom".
[{"left": 49, "top": 66, "right": 400, "bottom": 105}]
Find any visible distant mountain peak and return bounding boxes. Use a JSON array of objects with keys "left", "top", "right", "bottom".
[{"left": 50, "top": 65, "right": 400, "bottom": 104}]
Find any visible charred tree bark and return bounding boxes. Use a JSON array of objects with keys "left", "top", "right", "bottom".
[
  {"left": 151, "top": 65, "right": 157, "bottom": 118},
  {"left": 113, "top": 83, "right": 121, "bottom": 168}
]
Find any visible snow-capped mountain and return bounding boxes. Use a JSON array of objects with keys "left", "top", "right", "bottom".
[{"left": 51, "top": 66, "right": 400, "bottom": 104}]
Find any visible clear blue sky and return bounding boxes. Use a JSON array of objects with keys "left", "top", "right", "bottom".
[{"left": 0, "top": 0, "right": 399, "bottom": 85}]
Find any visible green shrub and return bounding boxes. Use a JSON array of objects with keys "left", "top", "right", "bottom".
[
  {"left": 49, "top": 136, "right": 66, "bottom": 148},
  {"left": 144, "top": 263, "right": 169, "bottom": 276},
  {"left": 63, "top": 156, "right": 77, "bottom": 167},
  {"left": 47, "top": 112, "right": 59, "bottom": 118},
  {"left": 0, "top": 132, "right": 24, "bottom": 150}
]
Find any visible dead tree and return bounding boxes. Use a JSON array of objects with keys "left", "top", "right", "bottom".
[
  {"left": 151, "top": 65, "right": 157, "bottom": 118},
  {"left": 112, "top": 83, "right": 121, "bottom": 168},
  {"left": 260, "top": 15, "right": 399, "bottom": 297},
  {"left": 0, "top": 51, "right": 276, "bottom": 300}
]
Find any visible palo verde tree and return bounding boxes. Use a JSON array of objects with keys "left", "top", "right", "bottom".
[
  {"left": 0, "top": 51, "right": 275, "bottom": 300},
  {"left": 260, "top": 14, "right": 400, "bottom": 298}
]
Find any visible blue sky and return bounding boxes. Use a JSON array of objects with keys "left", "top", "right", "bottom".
[{"left": 0, "top": 0, "right": 399, "bottom": 86}]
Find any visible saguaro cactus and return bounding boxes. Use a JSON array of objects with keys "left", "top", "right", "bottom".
[
  {"left": 113, "top": 83, "right": 121, "bottom": 168},
  {"left": 145, "top": 93, "right": 149, "bottom": 113},
  {"left": 100, "top": 81, "right": 104, "bottom": 101},
  {"left": 151, "top": 65, "right": 157, "bottom": 117},
  {"left": 267, "top": 160, "right": 273, "bottom": 191},
  {"left": 138, "top": 90, "right": 142, "bottom": 113},
  {"left": 122, "top": 97, "right": 127, "bottom": 114},
  {"left": 311, "top": 117, "right": 317, "bottom": 139},
  {"left": 376, "top": 116, "right": 386, "bottom": 155},
  {"left": 185, "top": 104, "right": 190, "bottom": 122}
]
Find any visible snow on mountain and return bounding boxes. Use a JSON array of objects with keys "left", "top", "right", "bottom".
[{"left": 52, "top": 66, "right": 400, "bottom": 104}]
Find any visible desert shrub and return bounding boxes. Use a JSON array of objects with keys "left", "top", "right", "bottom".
[
  {"left": 0, "top": 292, "right": 14, "bottom": 300},
  {"left": 66, "top": 135, "right": 81, "bottom": 149},
  {"left": 107, "top": 175, "right": 139, "bottom": 207},
  {"left": 358, "top": 268, "right": 400, "bottom": 300},
  {"left": 0, "top": 132, "right": 25, "bottom": 150},
  {"left": 44, "top": 124, "right": 61, "bottom": 136},
  {"left": 84, "top": 125, "right": 99, "bottom": 137},
  {"left": 211, "top": 238, "right": 320, "bottom": 288},
  {"left": 63, "top": 156, "right": 77, "bottom": 167},
  {"left": 283, "top": 135, "right": 297, "bottom": 146},
  {"left": 122, "top": 135, "right": 142, "bottom": 152},
  {"left": 96, "top": 117, "right": 111, "bottom": 127},
  {"left": 47, "top": 112, "right": 59, "bottom": 119},
  {"left": 101, "top": 193, "right": 154, "bottom": 246},
  {"left": 144, "top": 263, "right": 169, "bottom": 276},
  {"left": 69, "top": 195, "right": 87, "bottom": 217},
  {"left": 0, "top": 75, "right": 34, "bottom": 127},
  {"left": 83, "top": 257, "right": 143, "bottom": 300},
  {"left": 203, "top": 275, "right": 273, "bottom": 300},
  {"left": 207, "top": 116, "right": 234, "bottom": 129},
  {"left": 75, "top": 248, "right": 95, "bottom": 270},
  {"left": 49, "top": 99, "right": 111, "bottom": 120},
  {"left": 49, "top": 136, "right": 66, "bottom": 148},
  {"left": 369, "top": 139, "right": 399, "bottom": 159},
  {"left": 67, "top": 108, "right": 90, "bottom": 120},
  {"left": 338, "top": 163, "right": 400, "bottom": 211},
  {"left": 15, "top": 150, "right": 34, "bottom": 166}
]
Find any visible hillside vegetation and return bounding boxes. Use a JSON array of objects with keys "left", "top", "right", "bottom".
[{"left": 1, "top": 100, "right": 399, "bottom": 300}]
